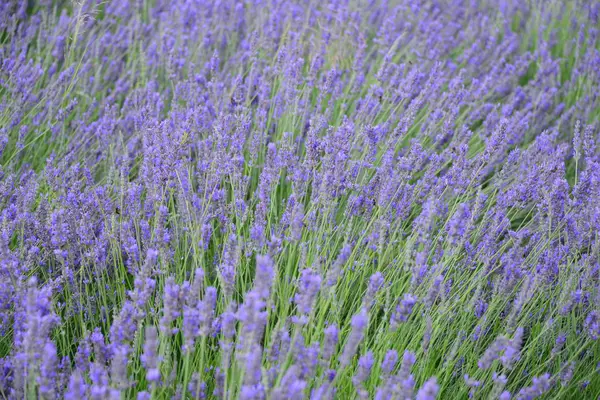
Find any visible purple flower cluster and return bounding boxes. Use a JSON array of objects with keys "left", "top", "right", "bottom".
[{"left": 1, "top": 0, "right": 599, "bottom": 398}]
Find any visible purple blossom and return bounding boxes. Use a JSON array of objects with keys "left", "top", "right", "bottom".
[
  {"left": 322, "top": 324, "right": 339, "bottom": 363},
  {"left": 364, "top": 272, "right": 385, "bottom": 308},
  {"left": 255, "top": 254, "right": 275, "bottom": 299},
  {"left": 381, "top": 350, "right": 398, "bottom": 375},
  {"left": 478, "top": 336, "right": 508, "bottom": 370},
  {"left": 161, "top": 277, "right": 183, "bottom": 335},
  {"left": 424, "top": 275, "right": 444, "bottom": 308},
  {"left": 188, "top": 373, "right": 206, "bottom": 399},
  {"left": 391, "top": 294, "right": 417, "bottom": 329},
  {"left": 515, "top": 373, "right": 552, "bottom": 400},
  {"left": 416, "top": 377, "right": 439, "bottom": 400},
  {"left": 340, "top": 308, "right": 369, "bottom": 368},
  {"left": 294, "top": 269, "right": 322, "bottom": 315},
  {"left": 65, "top": 370, "right": 87, "bottom": 400},
  {"left": 501, "top": 327, "right": 524, "bottom": 369},
  {"left": 353, "top": 351, "right": 374, "bottom": 399},
  {"left": 325, "top": 244, "right": 352, "bottom": 287},
  {"left": 584, "top": 310, "right": 600, "bottom": 339},
  {"left": 37, "top": 340, "right": 58, "bottom": 399},
  {"left": 141, "top": 326, "right": 160, "bottom": 383}
]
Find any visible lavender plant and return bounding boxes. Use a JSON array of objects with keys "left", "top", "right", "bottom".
[{"left": 1, "top": 0, "right": 600, "bottom": 399}]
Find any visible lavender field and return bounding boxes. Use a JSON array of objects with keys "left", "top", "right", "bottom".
[{"left": 1, "top": 0, "right": 600, "bottom": 399}]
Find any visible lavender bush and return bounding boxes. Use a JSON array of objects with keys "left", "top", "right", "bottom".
[{"left": 1, "top": 0, "right": 600, "bottom": 398}]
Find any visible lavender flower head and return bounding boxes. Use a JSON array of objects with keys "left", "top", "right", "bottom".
[{"left": 416, "top": 377, "right": 439, "bottom": 400}]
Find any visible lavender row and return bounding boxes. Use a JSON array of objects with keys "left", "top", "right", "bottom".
[{"left": 1, "top": 0, "right": 600, "bottom": 399}]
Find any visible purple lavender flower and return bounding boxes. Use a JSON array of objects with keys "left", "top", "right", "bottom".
[
  {"left": 237, "top": 291, "right": 268, "bottom": 354},
  {"left": 391, "top": 294, "right": 417, "bottom": 329},
  {"left": 500, "top": 327, "right": 524, "bottom": 369},
  {"left": 188, "top": 372, "right": 206, "bottom": 399},
  {"left": 340, "top": 308, "right": 369, "bottom": 368},
  {"left": 381, "top": 350, "right": 398, "bottom": 375},
  {"left": 255, "top": 254, "right": 275, "bottom": 299},
  {"left": 584, "top": 310, "right": 600, "bottom": 339},
  {"left": 161, "top": 277, "right": 182, "bottom": 335},
  {"left": 353, "top": 351, "right": 374, "bottom": 399},
  {"left": 89, "top": 363, "right": 110, "bottom": 400},
  {"left": 551, "top": 333, "right": 566, "bottom": 356},
  {"left": 364, "top": 272, "right": 385, "bottom": 309},
  {"left": 474, "top": 299, "right": 488, "bottom": 319},
  {"left": 199, "top": 287, "right": 218, "bottom": 337},
  {"left": 37, "top": 340, "right": 58, "bottom": 399},
  {"left": 559, "top": 361, "right": 575, "bottom": 386},
  {"left": 515, "top": 373, "right": 552, "bottom": 400},
  {"left": 424, "top": 275, "right": 444, "bottom": 308},
  {"left": 294, "top": 269, "right": 322, "bottom": 315},
  {"left": 219, "top": 234, "right": 239, "bottom": 299},
  {"left": 322, "top": 324, "right": 339, "bottom": 363},
  {"left": 110, "top": 344, "right": 131, "bottom": 390},
  {"left": 65, "top": 370, "right": 87, "bottom": 400},
  {"left": 325, "top": 244, "right": 352, "bottom": 287},
  {"left": 141, "top": 326, "right": 160, "bottom": 383},
  {"left": 416, "top": 377, "right": 439, "bottom": 400},
  {"left": 240, "top": 345, "right": 265, "bottom": 400},
  {"left": 499, "top": 391, "right": 511, "bottom": 400},
  {"left": 137, "top": 391, "right": 151, "bottom": 400},
  {"left": 478, "top": 336, "right": 508, "bottom": 370},
  {"left": 464, "top": 374, "right": 481, "bottom": 398}
]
